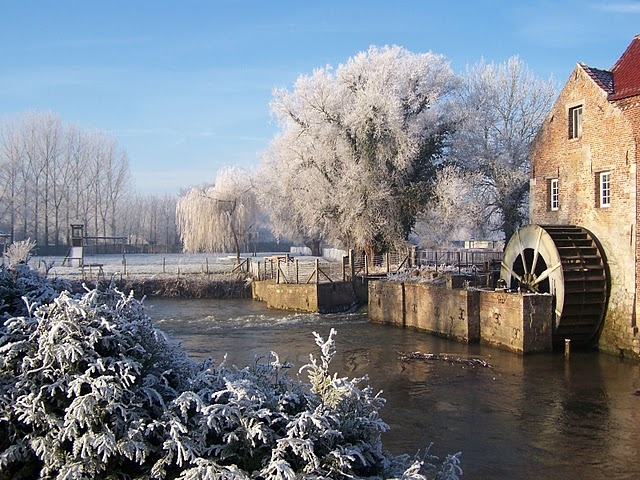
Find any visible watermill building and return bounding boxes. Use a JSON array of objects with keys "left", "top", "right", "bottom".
[{"left": 525, "top": 34, "right": 640, "bottom": 356}]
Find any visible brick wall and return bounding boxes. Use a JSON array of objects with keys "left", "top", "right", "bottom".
[{"left": 530, "top": 65, "right": 639, "bottom": 356}]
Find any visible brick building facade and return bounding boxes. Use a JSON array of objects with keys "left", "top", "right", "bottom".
[{"left": 530, "top": 35, "right": 640, "bottom": 356}]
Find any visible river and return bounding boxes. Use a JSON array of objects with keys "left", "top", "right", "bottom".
[{"left": 145, "top": 297, "right": 640, "bottom": 480}]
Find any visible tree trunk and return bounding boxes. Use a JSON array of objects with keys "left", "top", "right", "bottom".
[{"left": 305, "top": 239, "right": 321, "bottom": 256}]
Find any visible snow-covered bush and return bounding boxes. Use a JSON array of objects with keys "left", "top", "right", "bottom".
[
  {"left": 0, "top": 271, "right": 461, "bottom": 479},
  {"left": 3, "top": 239, "right": 37, "bottom": 268},
  {"left": 0, "top": 261, "right": 70, "bottom": 320}
]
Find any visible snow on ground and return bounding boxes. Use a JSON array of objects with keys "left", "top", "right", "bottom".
[
  {"left": 30, "top": 252, "right": 343, "bottom": 282},
  {"left": 33, "top": 253, "right": 276, "bottom": 281}
]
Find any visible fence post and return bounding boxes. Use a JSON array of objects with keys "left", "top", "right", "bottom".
[
  {"left": 314, "top": 258, "right": 319, "bottom": 284},
  {"left": 350, "top": 249, "right": 355, "bottom": 282},
  {"left": 295, "top": 259, "right": 299, "bottom": 284},
  {"left": 277, "top": 263, "right": 280, "bottom": 284},
  {"left": 386, "top": 252, "right": 390, "bottom": 273},
  {"left": 342, "top": 255, "right": 348, "bottom": 282}
]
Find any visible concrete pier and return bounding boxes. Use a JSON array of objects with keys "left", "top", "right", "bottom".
[
  {"left": 252, "top": 279, "right": 358, "bottom": 313},
  {"left": 368, "top": 278, "right": 553, "bottom": 354}
]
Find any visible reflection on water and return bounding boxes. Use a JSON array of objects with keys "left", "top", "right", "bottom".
[{"left": 146, "top": 297, "right": 640, "bottom": 480}]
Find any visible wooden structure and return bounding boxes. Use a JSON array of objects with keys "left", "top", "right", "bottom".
[{"left": 63, "top": 224, "right": 85, "bottom": 267}]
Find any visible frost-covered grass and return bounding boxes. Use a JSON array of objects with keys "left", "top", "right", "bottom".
[
  {"left": 0, "top": 262, "right": 462, "bottom": 479},
  {"left": 33, "top": 253, "right": 273, "bottom": 281}
]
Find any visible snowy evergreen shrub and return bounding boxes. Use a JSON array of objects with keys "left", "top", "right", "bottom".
[
  {"left": 0, "top": 266, "right": 461, "bottom": 479},
  {"left": 0, "top": 261, "right": 70, "bottom": 320}
]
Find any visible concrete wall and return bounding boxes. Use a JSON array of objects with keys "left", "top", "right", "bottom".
[
  {"left": 369, "top": 279, "right": 554, "bottom": 353},
  {"left": 251, "top": 280, "right": 357, "bottom": 313},
  {"left": 253, "top": 281, "right": 318, "bottom": 312},
  {"left": 479, "top": 292, "right": 553, "bottom": 353},
  {"left": 369, "top": 279, "right": 480, "bottom": 343},
  {"left": 369, "top": 280, "right": 406, "bottom": 327},
  {"left": 403, "top": 282, "right": 480, "bottom": 343}
]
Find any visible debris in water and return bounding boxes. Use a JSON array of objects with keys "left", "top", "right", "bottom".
[{"left": 398, "top": 350, "right": 493, "bottom": 368}]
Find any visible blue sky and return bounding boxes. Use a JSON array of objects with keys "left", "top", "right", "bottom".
[{"left": 1, "top": 1, "right": 639, "bottom": 195}]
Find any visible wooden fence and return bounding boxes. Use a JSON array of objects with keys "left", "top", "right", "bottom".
[
  {"left": 247, "top": 248, "right": 504, "bottom": 285},
  {"left": 248, "top": 255, "right": 345, "bottom": 284}
]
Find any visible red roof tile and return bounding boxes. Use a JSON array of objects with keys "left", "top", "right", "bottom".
[{"left": 610, "top": 35, "right": 640, "bottom": 101}]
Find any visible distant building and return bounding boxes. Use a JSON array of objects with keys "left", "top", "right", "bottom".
[{"left": 528, "top": 35, "right": 640, "bottom": 356}]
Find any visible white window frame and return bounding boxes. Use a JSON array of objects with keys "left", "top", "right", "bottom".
[
  {"left": 599, "top": 171, "right": 611, "bottom": 208},
  {"left": 550, "top": 178, "right": 559, "bottom": 211},
  {"left": 569, "top": 104, "right": 583, "bottom": 139}
]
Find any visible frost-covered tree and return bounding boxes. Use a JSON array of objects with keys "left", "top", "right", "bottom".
[
  {"left": 0, "top": 112, "right": 134, "bottom": 247},
  {"left": 412, "top": 165, "right": 486, "bottom": 249},
  {"left": 176, "top": 166, "right": 258, "bottom": 263},
  {"left": 259, "top": 45, "right": 457, "bottom": 259},
  {"left": 448, "top": 56, "right": 556, "bottom": 243},
  {"left": 0, "top": 262, "right": 462, "bottom": 479}
]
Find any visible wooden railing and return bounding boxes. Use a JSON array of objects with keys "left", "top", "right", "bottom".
[{"left": 245, "top": 248, "right": 504, "bottom": 285}]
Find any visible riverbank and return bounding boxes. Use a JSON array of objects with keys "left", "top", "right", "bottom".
[
  {"left": 35, "top": 252, "right": 259, "bottom": 299},
  {"left": 66, "top": 275, "right": 251, "bottom": 299}
]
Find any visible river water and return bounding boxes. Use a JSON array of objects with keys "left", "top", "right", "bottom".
[{"left": 145, "top": 297, "right": 640, "bottom": 480}]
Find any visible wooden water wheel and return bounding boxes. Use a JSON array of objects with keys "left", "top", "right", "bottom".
[{"left": 500, "top": 225, "right": 608, "bottom": 347}]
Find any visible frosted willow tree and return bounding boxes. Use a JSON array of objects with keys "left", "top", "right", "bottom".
[
  {"left": 257, "top": 45, "right": 457, "bottom": 259},
  {"left": 176, "top": 166, "right": 257, "bottom": 263},
  {"left": 448, "top": 56, "right": 556, "bottom": 243}
]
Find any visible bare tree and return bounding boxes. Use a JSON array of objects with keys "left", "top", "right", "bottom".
[
  {"left": 176, "top": 166, "right": 258, "bottom": 263},
  {"left": 0, "top": 118, "right": 25, "bottom": 242},
  {"left": 259, "top": 45, "right": 457, "bottom": 259},
  {"left": 448, "top": 56, "right": 556, "bottom": 242},
  {"left": 0, "top": 112, "right": 135, "bottom": 250},
  {"left": 122, "top": 193, "right": 178, "bottom": 252}
]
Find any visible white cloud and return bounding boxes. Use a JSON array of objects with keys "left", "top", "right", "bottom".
[{"left": 592, "top": 2, "right": 640, "bottom": 13}]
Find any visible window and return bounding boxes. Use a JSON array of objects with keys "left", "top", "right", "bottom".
[
  {"left": 568, "top": 105, "right": 583, "bottom": 139},
  {"left": 599, "top": 171, "right": 611, "bottom": 207},
  {"left": 550, "top": 179, "right": 559, "bottom": 211}
]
